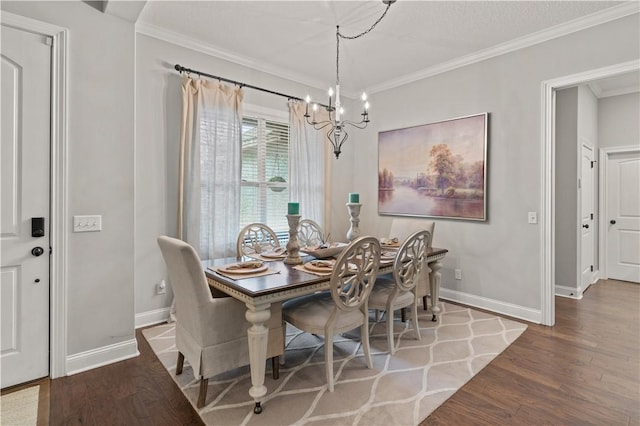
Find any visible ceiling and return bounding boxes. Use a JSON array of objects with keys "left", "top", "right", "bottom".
[{"left": 132, "top": 1, "right": 638, "bottom": 97}]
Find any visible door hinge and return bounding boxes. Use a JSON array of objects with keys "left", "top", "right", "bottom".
[
  {"left": 591, "top": 160, "right": 596, "bottom": 168},
  {"left": 590, "top": 265, "right": 594, "bottom": 272}
]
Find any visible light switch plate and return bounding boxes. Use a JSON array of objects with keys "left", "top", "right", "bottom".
[
  {"left": 73, "top": 215, "right": 102, "bottom": 232},
  {"left": 528, "top": 212, "right": 538, "bottom": 224}
]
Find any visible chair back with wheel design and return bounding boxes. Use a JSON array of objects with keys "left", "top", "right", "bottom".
[
  {"left": 330, "top": 236, "right": 381, "bottom": 312},
  {"left": 297, "top": 219, "right": 324, "bottom": 247},
  {"left": 236, "top": 223, "right": 280, "bottom": 259},
  {"left": 393, "top": 229, "right": 432, "bottom": 293}
]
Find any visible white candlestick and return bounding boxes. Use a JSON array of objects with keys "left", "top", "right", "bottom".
[
  {"left": 284, "top": 214, "right": 303, "bottom": 265},
  {"left": 346, "top": 202, "right": 361, "bottom": 242}
]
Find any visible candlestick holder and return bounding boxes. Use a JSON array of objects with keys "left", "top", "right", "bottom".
[
  {"left": 346, "top": 202, "right": 362, "bottom": 242},
  {"left": 284, "top": 214, "right": 303, "bottom": 265}
]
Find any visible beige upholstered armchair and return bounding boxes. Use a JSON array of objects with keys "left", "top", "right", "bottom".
[
  {"left": 157, "top": 236, "right": 284, "bottom": 408},
  {"left": 369, "top": 229, "right": 432, "bottom": 354}
]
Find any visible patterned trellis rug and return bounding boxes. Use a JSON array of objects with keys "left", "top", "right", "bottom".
[{"left": 143, "top": 301, "right": 527, "bottom": 426}]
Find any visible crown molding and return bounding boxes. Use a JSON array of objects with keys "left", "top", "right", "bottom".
[
  {"left": 368, "top": 2, "right": 640, "bottom": 94},
  {"left": 136, "top": 2, "right": 638, "bottom": 98},
  {"left": 135, "top": 21, "right": 350, "bottom": 97}
]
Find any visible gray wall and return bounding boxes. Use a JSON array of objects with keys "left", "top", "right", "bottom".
[
  {"left": 599, "top": 92, "right": 640, "bottom": 148},
  {"left": 1, "top": 1, "right": 136, "bottom": 354},
  {"left": 555, "top": 88, "right": 579, "bottom": 289},
  {"left": 352, "top": 14, "right": 638, "bottom": 312},
  {"left": 2, "top": 0, "right": 639, "bottom": 374}
]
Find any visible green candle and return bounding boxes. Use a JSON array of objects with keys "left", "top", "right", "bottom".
[
  {"left": 287, "top": 202, "right": 299, "bottom": 215},
  {"left": 349, "top": 193, "right": 360, "bottom": 203}
]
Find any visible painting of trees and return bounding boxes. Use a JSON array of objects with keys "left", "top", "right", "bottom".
[{"left": 378, "top": 112, "right": 487, "bottom": 220}]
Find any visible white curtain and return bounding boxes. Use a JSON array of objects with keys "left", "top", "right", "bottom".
[
  {"left": 288, "top": 101, "right": 328, "bottom": 227},
  {"left": 178, "top": 76, "right": 243, "bottom": 260}
]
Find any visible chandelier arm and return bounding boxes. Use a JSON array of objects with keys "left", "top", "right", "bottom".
[{"left": 341, "top": 120, "right": 369, "bottom": 129}]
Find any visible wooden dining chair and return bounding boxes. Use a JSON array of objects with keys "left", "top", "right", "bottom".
[
  {"left": 282, "top": 236, "right": 381, "bottom": 391},
  {"left": 389, "top": 219, "right": 435, "bottom": 310},
  {"left": 157, "top": 236, "right": 284, "bottom": 408},
  {"left": 236, "top": 223, "right": 280, "bottom": 260},
  {"left": 369, "top": 229, "right": 432, "bottom": 354},
  {"left": 297, "top": 218, "right": 325, "bottom": 247}
]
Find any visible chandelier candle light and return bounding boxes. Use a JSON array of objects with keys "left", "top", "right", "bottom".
[{"left": 304, "top": 0, "right": 395, "bottom": 159}]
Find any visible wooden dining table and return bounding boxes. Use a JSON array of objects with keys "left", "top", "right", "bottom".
[{"left": 204, "top": 247, "right": 448, "bottom": 414}]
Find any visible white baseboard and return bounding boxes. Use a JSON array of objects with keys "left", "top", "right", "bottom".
[
  {"left": 135, "top": 307, "right": 171, "bottom": 329},
  {"left": 555, "top": 285, "right": 582, "bottom": 299},
  {"left": 66, "top": 338, "right": 139, "bottom": 375},
  {"left": 439, "top": 288, "right": 542, "bottom": 324}
]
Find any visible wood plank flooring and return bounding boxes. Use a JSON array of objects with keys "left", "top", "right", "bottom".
[
  {"left": 424, "top": 279, "right": 639, "bottom": 425},
  {"left": 40, "top": 279, "right": 639, "bottom": 425}
]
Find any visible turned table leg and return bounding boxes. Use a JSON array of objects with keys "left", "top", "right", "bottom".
[
  {"left": 245, "top": 302, "right": 271, "bottom": 414},
  {"left": 428, "top": 260, "right": 443, "bottom": 321}
]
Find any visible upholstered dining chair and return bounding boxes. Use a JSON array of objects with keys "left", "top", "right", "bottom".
[
  {"left": 237, "top": 223, "right": 281, "bottom": 260},
  {"left": 297, "top": 218, "right": 324, "bottom": 247},
  {"left": 369, "top": 229, "right": 432, "bottom": 354},
  {"left": 283, "top": 236, "right": 381, "bottom": 391},
  {"left": 157, "top": 236, "right": 284, "bottom": 408},
  {"left": 389, "top": 219, "right": 436, "bottom": 310}
]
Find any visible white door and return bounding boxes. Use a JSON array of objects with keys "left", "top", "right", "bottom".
[
  {"left": 606, "top": 150, "right": 640, "bottom": 283},
  {"left": 1, "top": 24, "right": 52, "bottom": 388},
  {"left": 580, "top": 143, "right": 595, "bottom": 289}
]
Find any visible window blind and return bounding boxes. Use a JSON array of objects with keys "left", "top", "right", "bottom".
[{"left": 240, "top": 116, "right": 290, "bottom": 234}]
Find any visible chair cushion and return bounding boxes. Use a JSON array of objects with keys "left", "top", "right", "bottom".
[
  {"left": 368, "top": 278, "right": 413, "bottom": 309},
  {"left": 283, "top": 292, "right": 365, "bottom": 335}
]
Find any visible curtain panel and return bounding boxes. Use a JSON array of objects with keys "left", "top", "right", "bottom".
[
  {"left": 288, "top": 101, "right": 329, "bottom": 229},
  {"left": 178, "top": 77, "right": 243, "bottom": 260}
]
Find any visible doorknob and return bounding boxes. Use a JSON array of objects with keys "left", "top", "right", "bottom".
[
  {"left": 582, "top": 224, "right": 589, "bottom": 229},
  {"left": 31, "top": 247, "right": 44, "bottom": 257},
  {"left": 610, "top": 219, "right": 616, "bottom": 225}
]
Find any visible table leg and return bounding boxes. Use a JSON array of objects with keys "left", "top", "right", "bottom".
[
  {"left": 428, "top": 260, "right": 443, "bottom": 321},
  {"left": 245, "top": 302, "right": 271, "bottom": 414}
]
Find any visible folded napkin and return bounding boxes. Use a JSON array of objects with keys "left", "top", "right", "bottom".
[
  {"left": 309, "top": 260, "right": 335, "bottom": 268},
  {"left": 225, "top": 261, "right": 264, "bottom": 270}
]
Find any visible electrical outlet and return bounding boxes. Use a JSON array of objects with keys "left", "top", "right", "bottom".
[
  {"left": 454, "top": 268, "right": 462, "bottom": 280},
  {"left": 156, "top": 280, "right": 167, "bottom": 295}
]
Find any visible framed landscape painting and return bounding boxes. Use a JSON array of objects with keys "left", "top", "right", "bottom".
[{"left": 378, "top": 113, "right": 488, "bottom": 221}]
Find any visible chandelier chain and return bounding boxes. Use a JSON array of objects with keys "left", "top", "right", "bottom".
[{"left": 335, "top": 2, "right": 393, "bottom": 86}]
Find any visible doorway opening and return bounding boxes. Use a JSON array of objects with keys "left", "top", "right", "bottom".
[{"left": 541, "top": 59, "right": 639, "bottom": 326}]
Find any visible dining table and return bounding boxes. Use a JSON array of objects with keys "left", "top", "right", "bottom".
[{"left": 203, "top": 246, "right": 448, "bottom": 414}]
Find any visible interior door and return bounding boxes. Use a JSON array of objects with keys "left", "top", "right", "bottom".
[
  {"left": 580, "top": 142, "right": 595, "bottom": 290},
  {"left": 606, "top": 150, "right": 640, "bottom": 283},
  {"left": 1, "top": 24, "right": 52, "bottom": 388}
]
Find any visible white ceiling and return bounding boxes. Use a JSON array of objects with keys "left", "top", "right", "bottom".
[{"left": 135, "top": 1, "right": 638, "bottom": 97}]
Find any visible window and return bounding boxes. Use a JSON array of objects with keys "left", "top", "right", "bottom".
[{"left": 240, "top": 116, "right": 290, "bottom": 237}]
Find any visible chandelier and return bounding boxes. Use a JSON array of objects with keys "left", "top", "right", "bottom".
[{"left": 304, "top": 0, "right": 395, "bottom": 159}]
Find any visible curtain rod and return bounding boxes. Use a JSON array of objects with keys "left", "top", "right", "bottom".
[{"left": 174, "top": 64, "right": 330, "bottom": 109}]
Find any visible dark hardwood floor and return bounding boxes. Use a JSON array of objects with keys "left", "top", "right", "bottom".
[
  {"left": 42, "top": 279, "right": 637, "bottom": 425},
  {"left": 424, "top": 279, "right": 640, "bottom": 426}
]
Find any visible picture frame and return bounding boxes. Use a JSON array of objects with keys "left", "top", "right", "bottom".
[{"left": 378, "top": 112, "right": 488, "bottom": 221}]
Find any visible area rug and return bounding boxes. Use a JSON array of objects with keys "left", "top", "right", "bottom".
[
  {"left": 143, "top": 301, "right": 527, "bottom": 425},
  {"left": 0, "top": 384, "right": 39, "bottom": 426}
]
